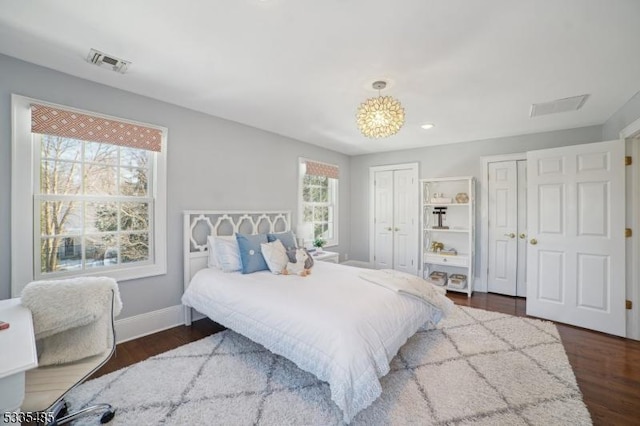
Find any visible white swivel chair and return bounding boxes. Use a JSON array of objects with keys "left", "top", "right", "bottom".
[{"left": 20, "top": 277, "right": 122, "bottom": 425}]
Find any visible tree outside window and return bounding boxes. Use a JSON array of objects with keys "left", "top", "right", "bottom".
[{"left": 37, "top": 135, "right": 152, "bottom": 274}]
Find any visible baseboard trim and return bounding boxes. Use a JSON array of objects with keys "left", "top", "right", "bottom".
[
  {"left": 115, "top": 304, "right": 184, "bottom": 344},
  {"left": 474, "top": 277, "right": 486, "bottom": 293}
]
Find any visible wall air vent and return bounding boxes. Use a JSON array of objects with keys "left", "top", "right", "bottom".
[
  {"left": 87, "top": 48, "right": 130, "bottom": 73},
  {"left": 530, "top": 94, "right": 590, "bottom": 118}
]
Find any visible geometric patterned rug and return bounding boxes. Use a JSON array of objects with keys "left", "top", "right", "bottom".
[{"left": 66, "top": 306, "right": 592, "bottom": 425}]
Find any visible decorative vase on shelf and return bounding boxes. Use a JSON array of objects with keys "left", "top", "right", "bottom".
[{"left": 455, "top": 192, "right": 469, "bottom": 203}]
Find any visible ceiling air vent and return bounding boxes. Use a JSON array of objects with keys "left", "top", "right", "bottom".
[
  {"left": 87, "top": 48, "right": 130, "bottom": 73},
  {"left": 530, "top": 94, "right": 589, "bottom": 118}
]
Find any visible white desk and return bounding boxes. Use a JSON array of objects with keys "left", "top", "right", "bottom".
[{"left": 0, "top": 299, "right": 38, "bottom": 418}]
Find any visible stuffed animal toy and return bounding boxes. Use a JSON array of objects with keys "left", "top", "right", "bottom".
[
  {"left": 303, "top": 248, "right": 314, "bottom": 273},
  {"left": 283, "top": 248, "right": 312, "bottom": 277}
]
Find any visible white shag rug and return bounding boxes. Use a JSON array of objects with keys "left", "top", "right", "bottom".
[{"left": 66, "top": 306, "right": 592, "bottom": 425}]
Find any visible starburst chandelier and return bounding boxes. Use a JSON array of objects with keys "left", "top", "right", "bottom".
[{"left": 356, "top": 81, "right": 405, "bottom": 138}]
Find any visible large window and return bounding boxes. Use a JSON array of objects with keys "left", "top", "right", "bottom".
[
  {"left": 11, "top": 96, "right": 167, "bottom": 295},
  {"left": 298, "top": 158, "right": 339, "bottom": 247},
  {"left": 37, "top": 135, "right": 152, "bottom": 273}
]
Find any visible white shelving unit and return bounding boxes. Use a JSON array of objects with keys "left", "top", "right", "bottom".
[{"left": 420, "top": 176, "right": 475, "bottom": 297}]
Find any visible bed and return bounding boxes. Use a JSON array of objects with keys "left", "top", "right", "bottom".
[{"left": 181, "top": 211, "right": 451, "bottom": 422}]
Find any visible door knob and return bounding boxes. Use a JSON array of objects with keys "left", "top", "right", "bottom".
[
  {"left": 386, "top": 227, "right": 393, "bottom": 231},
  {"left": 519, "top": 233, "right": 527, "bottom": 239},
  {"left": 394, "top": 227, "right": 400, "bottom": 232},
  {"left": 504, "top": 233, "right": 515, "bottom": 238},
  {"left": 530, "top": 238, "right": 538, "bottom": 245}
]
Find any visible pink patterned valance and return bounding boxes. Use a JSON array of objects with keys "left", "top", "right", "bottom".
[
  {"left": 305, "top": 160, "right": 339, "bottom": 179},
  {"left": 31, "top": 104, "right": 162, "bottom": 152}
]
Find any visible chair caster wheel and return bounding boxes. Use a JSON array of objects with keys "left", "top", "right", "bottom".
[
  {"left": 100, "top": 410, "right": 115, "bottom": 424},
  {"left": 58, "top": 402, "right": 69, "bottom": 418}
]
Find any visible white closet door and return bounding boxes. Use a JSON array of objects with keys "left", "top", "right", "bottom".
[
  {"left": 516, "top": 160, "right": 528, "bottom": 297},
  {"left": 526, "top": 140, "right": 625, "bottom": 336},
  {"left": 374, "top": 170, "right": 394, "bottom": 269},
  {"left": 488, "top": 161, "right": 518, "bottom": 295},
  {"left": 393, "top": 169, "right": 417, "bottom": 274}
]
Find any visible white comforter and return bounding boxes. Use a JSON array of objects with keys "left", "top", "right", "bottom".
[{"left": 182, "top": 261, "right": 447, "bottom": 422}]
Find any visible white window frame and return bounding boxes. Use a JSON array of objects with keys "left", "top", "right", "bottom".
[
  {"left": 11, "top": 94, "right": 168, "bottom": 296},
  {"left": 297, "top": 157, "right": 339, "bottom": 247}
]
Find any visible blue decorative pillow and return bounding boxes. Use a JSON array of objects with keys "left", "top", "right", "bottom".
[
  {"left": 235, "top": 233, "right": 269, "bottom": 274},
  {"left": 267, "top": 231, "right": 298, "bottom": 262}
]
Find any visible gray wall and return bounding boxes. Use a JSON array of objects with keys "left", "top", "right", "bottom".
[
  {"left": 603, "top": 90, "right": 640, "bottom": 139},
  {"left": 0, "top": 54, "right": 350, "bottom": 317},
  {"left": 3, "top": 51, "right": 637, "bottom": 313},
  {"left": 348, "top": 126, "right": 604, "bottom": 275}
]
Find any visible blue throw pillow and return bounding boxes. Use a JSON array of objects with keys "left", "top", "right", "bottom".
[
  {"left": 236, "top": 233, "right": 269, "bottom": 274},
  {"left": 267, "top": 231, "right": 297, "bottom": 250}
]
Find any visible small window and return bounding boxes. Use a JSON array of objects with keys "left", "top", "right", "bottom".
[
  {"left": 298, "top": 158, "right": 339, "bottom": 247},
  {"left": 11, "top": 95, "right": 167, "bottom": 294}
]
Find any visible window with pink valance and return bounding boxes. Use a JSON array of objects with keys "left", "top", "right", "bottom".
[{"left": 31, "top": 103, "right": 162, "bottom": 152}]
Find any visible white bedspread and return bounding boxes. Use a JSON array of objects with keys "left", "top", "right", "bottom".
[
  {"left": 358, "top": 269, "right": 454, "bottom": 315},
  {"left": 181, "top": 261, "right": 447, "bottom": 422}
]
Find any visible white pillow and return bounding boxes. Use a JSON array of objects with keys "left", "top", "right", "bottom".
[
  {"left": 261, "top": 239, "right": 289, "bottom": 274},
  {"left": 207, "top": 236, "right": 220, "bottom": 269},
  {"left": 214, "top": 236, "right": 242, "bottom": 272}
]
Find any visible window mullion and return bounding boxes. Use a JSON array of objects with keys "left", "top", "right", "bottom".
[
  {"left": 303, "top": 201, "right": 331, "bottom": 207},
  {"left": 81, "top": 140, "right": 86, "bottom": 272},
  {"left": 33, "top": 134, "right": 43, "bottom": 276},
  {"left": 80, "top": 224, "right": 86, "bottom": 270},
  {"left": 36, "top": 194, "right": 153, "bottom": 201},
  {"left": 148, "top": 198, "right": 155, "bottom": 261},
  {"left": 81, "top": 150, "right": 86, "bottom": 269}
]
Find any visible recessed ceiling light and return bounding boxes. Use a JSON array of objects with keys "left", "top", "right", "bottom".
[{"left": 421, "top": 123, "right": 435, "bottom": 130}]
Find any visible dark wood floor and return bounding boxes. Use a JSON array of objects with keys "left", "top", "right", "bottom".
[{"left": 94, "top": 293, "right": 640, "bottom": 425}]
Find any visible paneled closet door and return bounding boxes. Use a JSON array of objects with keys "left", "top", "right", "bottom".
[
  {"left": 374, "top": 170, "right": 394, "bottom": 269},
  {"left": 487, "top": 160, "right": 528, "bottom": 296},
  {"left": 393, "top": 169, "right": 418, "bottom": 274},
  {"left": 488, "top": 161, "right": 518, "bottom": 295},
  {"left": 515, "top": 160, "right": 528, "bottom": 297},
  {"left": 371, "top": 165, "right": 418, "bottom": 274}
]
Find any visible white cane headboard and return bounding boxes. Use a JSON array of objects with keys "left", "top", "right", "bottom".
[{"left": 183, "top": 210, "right": 291, "bottom": 292}]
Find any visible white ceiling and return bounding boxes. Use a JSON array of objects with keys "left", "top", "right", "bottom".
[{"left": 1, "top": 0, "right": 639, "bottom": 155}]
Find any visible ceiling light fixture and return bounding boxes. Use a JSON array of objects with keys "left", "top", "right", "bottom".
[
  {"left": 421, "top": 123, "right": 435, "bottom": 130},
  {"left": 356, "top": 81, "right": 405, "bottom": 138}
]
